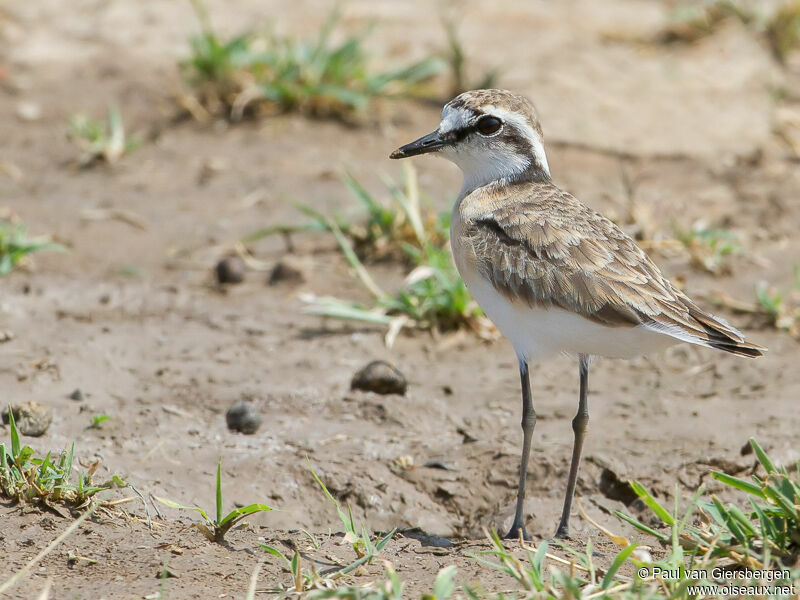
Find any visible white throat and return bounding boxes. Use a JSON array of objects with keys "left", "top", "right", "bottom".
[{"left": 443, "top": 144, "right": 533, "bottom": 198}]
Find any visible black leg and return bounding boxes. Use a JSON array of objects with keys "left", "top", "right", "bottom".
[
  {"left": 555, "top": 355, "right": 590, "bottom": 539},
  {"left": 505, "top": 358, "right": 536, "bottom": 541}
]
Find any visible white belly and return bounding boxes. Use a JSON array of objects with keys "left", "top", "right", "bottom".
[{"left": 462, "top": 270, "right": 678, "bottom": 362}]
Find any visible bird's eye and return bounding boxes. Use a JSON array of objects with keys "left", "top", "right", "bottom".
[{"left": 476, "top": 115, "right": 502, "bottom": 136}]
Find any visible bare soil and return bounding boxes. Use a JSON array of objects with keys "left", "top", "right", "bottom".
[{"left": 1, "top": 1, "right": 799, "bottom": 598}]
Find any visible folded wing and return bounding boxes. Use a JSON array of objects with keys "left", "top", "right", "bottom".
[{"left": 464, "top": 184, "right": 765, "bottom": 358}]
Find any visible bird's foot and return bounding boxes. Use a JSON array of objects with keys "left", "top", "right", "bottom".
[
  {"left": 553, "top": 524, "right": 569, "bottom": 539},
  {"left": 504, "top": 522, "right": 532, "bottom": 542}
]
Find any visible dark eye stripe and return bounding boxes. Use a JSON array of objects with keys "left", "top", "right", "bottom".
[
  {"left": 442, "top": 126, "right": 473, "bottom": 144},
  {"left": 443, "top": 116, "right": 504, "bottom": 143}
]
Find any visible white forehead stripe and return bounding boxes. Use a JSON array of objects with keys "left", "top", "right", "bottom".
[{"left": 439, "top": 105, "right": 474, "bottom": 134}]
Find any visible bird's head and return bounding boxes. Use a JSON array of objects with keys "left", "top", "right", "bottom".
[{"left": 390, "top": 89, "right": 550, "bottom": 194}]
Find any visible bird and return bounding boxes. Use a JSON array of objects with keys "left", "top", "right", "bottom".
[{"left": 389, "top": 89, "right": 765, "bottom": 541}]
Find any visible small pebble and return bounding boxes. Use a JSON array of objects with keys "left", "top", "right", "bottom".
[
  {"left": 268, "top": 257, "right": 306, "bottom": 286},
  {"left": 2, "top": 402, "right": 53, "bottom": 437},
  {"left": 215, "top": 255, "right": 245, "bottom": 285},
  {"left": 69, "top": 388, "right": 84, "bottom": 401},
  {"left": 351, "top": 360, "right": 407, "bottom": 395},
  {"left": 16, "top": 101, "right": 41, "bottom": 122},
  {"left": 225, "top": 401, "right": 262, "bottom": 434}
]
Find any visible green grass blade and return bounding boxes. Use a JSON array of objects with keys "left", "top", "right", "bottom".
[
  {"left": 219, "top": 503, "right": 274, "bottom": 527},
  {"left": 431, "top": 565, "right": 457, "bottom": 599},
  {"left": 712, "top": 471, "right": 766, "bottom": 498},
  {"left": 307, "top": 457, "right": 352, "bottom": 534},
  {"left": 711, "top": 497, "right": 747, "bottom": 544},
  {"left": 602, "top": 544, "right": 638, "bottom": 589},
  {"left": 62, "top": 443, "right": 75, "bottom": 485},
  {"left": 260, "top": 544, "right": 292, "bottom": 568},
  {"left": 629, "top": 481, "right": 675, "bottom": 525},
  {"left": 360, "top": 522, "right": 373, "bottom": 555},
  {"left": 615, "top": 511, "right": 670, "bottom": 542},
  {"left": 750, "top": 439, "right": 777, "bottom": 474},
  {"left": 302, "top": 298, "right": 392, "bottom": 325},
  {"left": 532, "top": 539, "right": 548, "bottom": 572},
  {"left": 332, "top": 554, "right": 371, "bottom": 578},
  {"left": 328, "top": 219, "right": 385, "bottom": 299},
  {"left": 342, "top": 172, "right": 381, "bottom": 213},
  {"left": 762, "top": 485, "right": 799, "bottom": 520},
  {"left": 154, "top": 496, "right": 210, "bottom": 523},
  {"left": 7, "top": 406, "right": 20, "bottom": 458},
  {"left": 728, "top": 504, "right": 757, "bottom": 537},
  {"left": 216, "top": 458, "right": 223, "bottom": 525},
  {"left": 374, "top": 528, "right": 397, "bottom": 552}
]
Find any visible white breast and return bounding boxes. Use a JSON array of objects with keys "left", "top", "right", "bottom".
[{"left": 459, "top": 263, "right": 678, "bottom": 362}]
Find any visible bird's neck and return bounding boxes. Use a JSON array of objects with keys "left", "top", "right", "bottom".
[{"left": 457, "top": 155, "right": 551, "bottom": 199}]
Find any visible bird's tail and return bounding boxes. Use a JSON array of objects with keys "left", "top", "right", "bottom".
[{"left": 686, "top": 304, "right": 766, "bottom": 358}]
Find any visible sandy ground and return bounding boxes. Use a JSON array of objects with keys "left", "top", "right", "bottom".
[{"left": 1, "top": 0, "right": 800, "bottom": 598}]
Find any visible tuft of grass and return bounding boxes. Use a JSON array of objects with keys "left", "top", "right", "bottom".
[
  {"left": 379, "top": 242, "right": 481, "bottom": 331},
  {"left": 260, "top": 544, "right": 317, "bottom": 594},
  {"left": 756, "top": 265, "right": 800, "bottom": 338},
  {"left": 307, "top": 458, "right": 396, "bottom": 565},
  {"left": 302, "top": 216, "right": 485, "bottom": 340},
  {"left": 706, "top": 265, "right": 800, "bottom": 339},
  {"left": 0, "top": 219, "right": 63, "bottom": 275},
  {"left": 87, "top": 414, "right": 110, "bottom": 430},
  {"left": 620, "top": 439, "right": 800, "bottom": 571},
  {"left": 181, "top": 2, "right": 443, "bottom": 121},
  {"left": 648, "top": 1, "right": 800, "bottom": 64},
  {"left": 261, "top": 460, "right": 396, "bottom": 593},
  {"left": 464, "top": 529, "right": 664, "bottom": 599},
  {"left": 156, "top": 458, "right": 273, "bottom": 543},
  {"left": 334, "top": 169, "right": 448, "bottom": 263},
  {"left": 67, "top": 105, "right": 139, "bottom": 166},
  {"left": 0, "top": 406, "right": 126, "bottom": 508},
  {"left": 302, "top": 225, "right": 484, "bottom": 341},
  {"left": 467, "top": 531, "right": 559, "bottom": 595},
  {"left": 294, "top": 167, "right": 484, "bottom": 340},
  {"left": 246, "top": 166, "right": 447, "bottom": 264},
  {"left": 673, "top": 223, "right": 742, "bottom": 275},
  {"left": 298, "top": 561, "right": 407, "bottom": 600}
]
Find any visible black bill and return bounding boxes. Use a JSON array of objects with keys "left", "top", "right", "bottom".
[{"left": 389, "top": 130, "right": 444, "bottom": 159}]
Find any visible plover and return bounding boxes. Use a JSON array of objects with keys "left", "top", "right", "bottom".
[{"left": 390, "top": 89, "right": 764, "bottom": 540}]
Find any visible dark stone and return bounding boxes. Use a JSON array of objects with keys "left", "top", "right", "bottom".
[
  {"left": 225, "top": 401, "right": 261, "bottom": 434},
  {"left": 1, "top": 402, "right": 53, "bottom": 437},
  {"left": 598, "top": 467, "right": 639, "bottom": 506},
  {"left": 69, "top": 388, "right": 84, "bottom": 401},
  {"left": 268, "top": 258, "right": 306, "bottom": 286},
  {"left": 351, "top": 360, "right": 407, "bottom": 395},
  {"left": 215, "top": 255, "right": 245, "bottom": 285}
]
